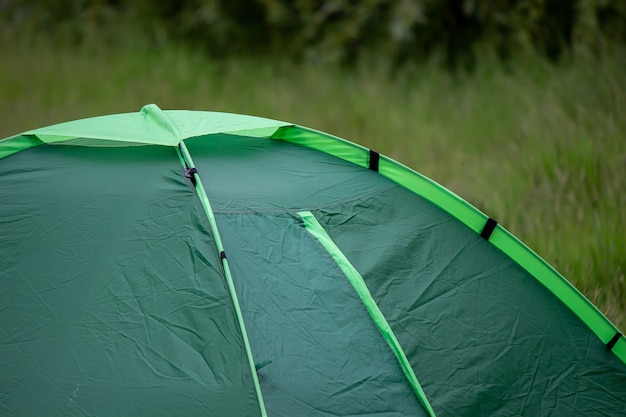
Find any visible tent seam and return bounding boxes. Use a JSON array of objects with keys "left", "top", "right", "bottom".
[{"left": 211, "top": 185, "right": 399, "bottom": 215}]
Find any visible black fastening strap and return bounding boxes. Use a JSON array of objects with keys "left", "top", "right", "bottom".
[
  {"left": 480, "top": 217, "right": 498, "bottom": 240},
  {"left": 369, "top": 149, "right": 380, "bottom": 172},
  {"left": 220, "top": 251, "right": 227, "bottom": 261},
  {"left": 607, "top": 332, "right": 622, "bottom": 351}
]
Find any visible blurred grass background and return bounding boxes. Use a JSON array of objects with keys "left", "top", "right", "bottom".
[{"left": 1, "top": 1, "right": 625, "bottom": 329}]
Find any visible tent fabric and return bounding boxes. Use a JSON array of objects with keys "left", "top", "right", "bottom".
[
  {"left": 298, "top": 210, "right": 435, "bottom": 416},
  {"left": 1, "top": 104, "right": 625, "bottom": 416},
  {"left": 271, "top": 125, "right": 626, "bottom": 354},
  {"left": 24, "top": 103, "right": 291, "bottom": 145},
  {"left": 0, "top": 144, "right": 262, "bottom": 416},
  {"left": 0, "top": 104, "right": 290, "bottom": 159},
  {"left": 178, "top": 139, "right": 268, "bottom": 416}
]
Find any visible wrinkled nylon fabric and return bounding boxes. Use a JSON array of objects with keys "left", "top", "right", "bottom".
[
  {"left": 298, "top": 211, "right": 436, "bottom": 416},
  {"left": 186, "top": 133, "right": 626, "bottom": 416},
  {"left": 2, "top": 111, "right": 625, "bottom": 417},
  {"left": 213, "top": 212, "right": 428, "bottom": 417},
  {"left": 177, "top": 141, "right": 268, "bottom": 417},
  {"left": 186, "top": 135, "right": 430, "bottom": 416},
  {"left": 184, "top": 133, "right": 393, "bottom": 213},
  {"left": 2, "top": 105, "right": 621, "bottom": 365},
  {"left": 0, "top": 144, "right": 261, "bottom": 416},
  {"left": 314, "top": 188, "right": 626, "bottom": 416},
  {"left": 273, "top": 126, "right": 626, "bottom": 360}
]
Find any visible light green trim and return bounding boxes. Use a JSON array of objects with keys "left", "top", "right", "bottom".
[
  {"left": 144, "top": 103, "right": 183, "bottom": 141},
  {"left": 298, "top": 211, "right": 437, "bottom": 417},
  {"left": 23, "top": 105, "right": 182, "bottom": 146},
  {"left": 378, "top": 155, "right": 486, "bottom": 233},
  {"left": 377, "top": 153, "right": 624, "bottom": 363},
  {"left": 490, "top": 225, "right": 626, "bottom": 363},
  {"left": 272, "top": 126, "right": 368, "bottom": 168},
  {"left": 0, "top": 135, "right": 45, "bottom": 160},
  {"left": 272, "top": 126, "right": 485, "bottom": 233},
  {"left": 614, "top": 337, "right": 626, "bottom": 361},
  {"left": 225, "top": 126, "right": 286, "bottom": 138},
  {"left": 276, "top": 125, "right": 625, "bottom": 366},
  {"left": 177, "top": 142, "right": 268, "bottom": 417},
  {"left": 17, "top": 104, "right": 290, "bottom": 147}
]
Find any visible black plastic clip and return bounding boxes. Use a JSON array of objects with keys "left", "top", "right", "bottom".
[
  {"left": 607, "top": 332, "right": 622, "bottom": 351},
  {"left": 184, "top": 167, "right": 198, "bottom": 186},
  {"left": 369, "top": 149, "right": 380, "bottom": 172},
  {"left": 480, "top": 217, "right": 498, "bottom": 241},
  {"left": 220, "top": 251, "right": 227, "bottom": 261}
]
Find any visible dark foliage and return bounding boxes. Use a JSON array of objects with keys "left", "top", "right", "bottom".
[{"left": 2, "top": 0, "right": 625, "bottom": 69}]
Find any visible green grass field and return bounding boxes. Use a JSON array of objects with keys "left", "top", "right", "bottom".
[{"left": 2, "top": 33, "right": 625, "bottom": 329}]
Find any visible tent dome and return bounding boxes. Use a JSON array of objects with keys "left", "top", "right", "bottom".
[{"left": 1, "top": 105, "right": 625, "bottom": 416}]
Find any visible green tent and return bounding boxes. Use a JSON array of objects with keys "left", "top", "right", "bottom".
[{"left": 1, "top": 104, "right": 624, "bottom": 416}]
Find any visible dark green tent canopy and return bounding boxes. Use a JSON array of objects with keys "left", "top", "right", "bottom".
[{"left": 1, "top": 104, "right": 625, "bottom": 416}]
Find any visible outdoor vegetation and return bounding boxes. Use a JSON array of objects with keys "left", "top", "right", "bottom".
[{"left": 1, "top": 1, "right": 625, "bottom": 329}]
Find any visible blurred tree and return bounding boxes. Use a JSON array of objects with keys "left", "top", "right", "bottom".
[{"left": 1, "top": 0, "right": 624, "bottom": 68}]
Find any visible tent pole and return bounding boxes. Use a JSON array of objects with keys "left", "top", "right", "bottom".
[{"left": 177, "top": 141, "right": 268, "bottom": 417}]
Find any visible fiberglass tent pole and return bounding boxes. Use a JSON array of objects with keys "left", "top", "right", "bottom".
[{"left": 177, "top": 140, "right": 268, "bottom": 417}]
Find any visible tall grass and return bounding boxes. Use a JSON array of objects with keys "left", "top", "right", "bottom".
[{"left": 2, "top": 32, "right": 625, "bottom": 329}]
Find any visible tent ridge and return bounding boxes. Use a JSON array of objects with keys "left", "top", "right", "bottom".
[
  {"left": 210, "top": 185, "right": 399, "bottom": 215},
  {"left": 141, "top": 103, "right": 183, "bottom": 143},
  {"left": 3, "top": 108, "right": 625, "bottom": 415}
]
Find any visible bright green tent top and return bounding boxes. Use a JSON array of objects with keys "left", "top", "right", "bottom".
[
  {"left": 1, "top": 104, "right": 624, "bottom": 416},
  {"left": 0, "top": 104, "right": 291, "bottom": 158}
]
